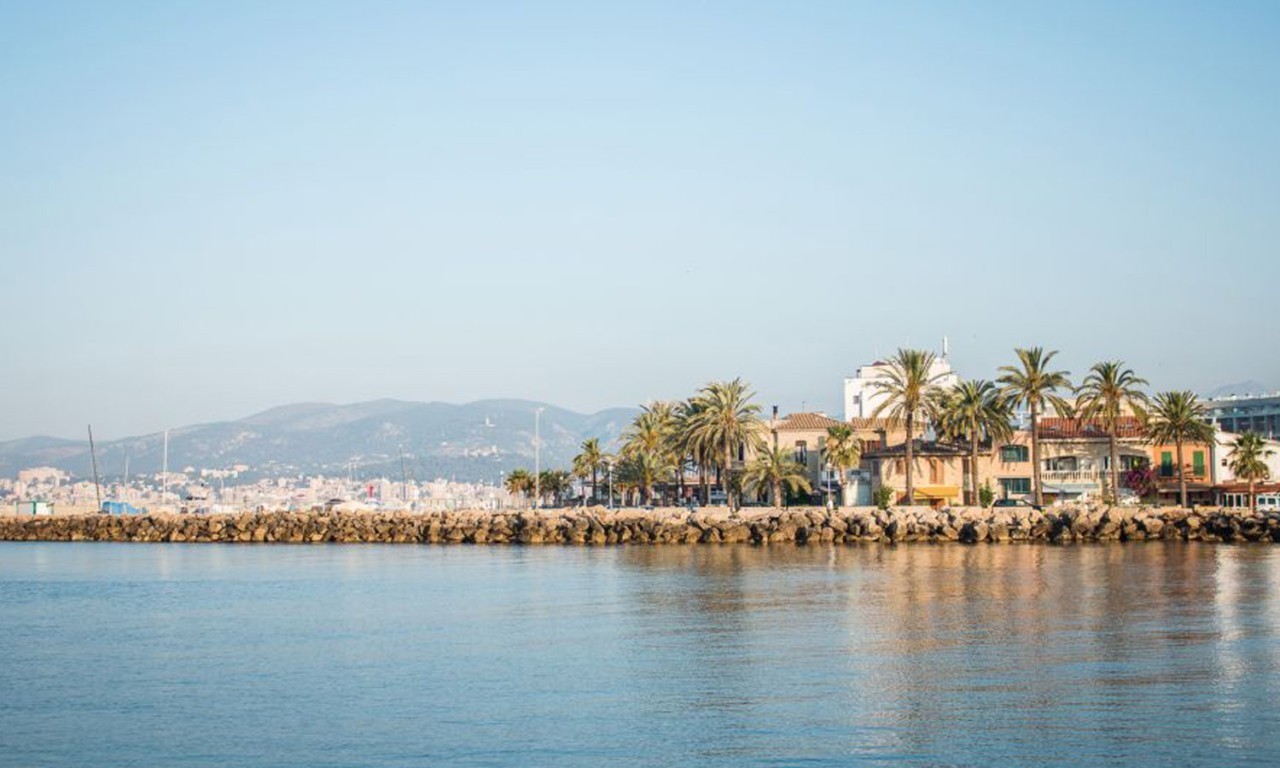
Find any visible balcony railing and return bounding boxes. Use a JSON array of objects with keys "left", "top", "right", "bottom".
[{"left": 1040, "top": 470, "right": 1101, "bottom": 485}]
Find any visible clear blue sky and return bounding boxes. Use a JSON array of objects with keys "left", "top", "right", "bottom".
[{"left": 2, "top": 1, "right": 1278, "bottom": 439}]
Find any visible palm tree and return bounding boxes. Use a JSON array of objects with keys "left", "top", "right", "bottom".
[
  {"left": 743, "top": 445, "right": 812, "bottom": 507},
  {"left": 504, "top": 468, "right": 533, "bottom": 506},
  {"left": 1144, "top": 390, "right": 1216, "bottom": 508},
  {"left": 572, "top": 438, "right": 606, "bottom": 505},
  {"left": 684, "top": 378, "right": 765, "bottom": 512},
  {"left": 536, "top": 469, "right": 573, "bottom": 507},
  {"left": 675, "top": 399, "right": 716, "bottom": 506},
  {"left": 998, "top": 347, "right": 1072, "bottom": 506},
  {"left": 824, "top": 424, "right": 862, "bottom": 508},
  {"left": 1228, "top": 432, "right": 1273, "bottom": 510},
  {"left": 937, "top": 379, "right": 1014, "bottom": 506},
  {"left": 622, "top": 403, "right": 679, "bottom": 504},
  {"left": 1075, "top": 361, "right": 1149, "bottom": 504},
  {"left": 869, "top": 348, "right": 947, "bottom": 505}
]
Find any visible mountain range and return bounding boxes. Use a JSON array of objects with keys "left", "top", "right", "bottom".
[{"left": 0, "top": 400, "right": 639, "bottom": 483}]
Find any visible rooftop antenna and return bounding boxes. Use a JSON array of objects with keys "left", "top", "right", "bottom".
[
  {"left": 942, "top": 335, "right": 950, "bottom": 360},
  {"left": 88, "top": 425, "right": 102, "bottom": 512}
]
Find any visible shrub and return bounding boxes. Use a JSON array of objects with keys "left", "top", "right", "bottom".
[
  {"left": 978, "top": 481, "right": 996, "bottom": 509},
  {"left": 873, "top": 486, "right": 895, "bottom": 511}
]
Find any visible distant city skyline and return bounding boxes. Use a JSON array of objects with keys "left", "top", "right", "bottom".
[{"left": 3, "top": 2, "right": 1278, "bottom": 440}]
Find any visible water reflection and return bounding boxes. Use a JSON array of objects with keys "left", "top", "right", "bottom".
[
  {"left": 612, "top": 544, "right": 1280, "bottom": 765},
  {"left": 1, "top": 543, "right": 1278, "bottom": 768}
]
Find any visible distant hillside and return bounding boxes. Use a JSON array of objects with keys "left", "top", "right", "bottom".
[
  {"left": 1207, "top": 381, "right": 1275, "bottom": 399},
  {"left": 0, "top": 399, "right": 638, "bottom": 482}
]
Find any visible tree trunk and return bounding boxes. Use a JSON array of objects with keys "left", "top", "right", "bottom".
[
  {"left": 1249, "top": 478, "right": 1255, "bottom": 511},
  {"left": 1109, "top": 431, "right": 1119, "bottom": 505},
  {"left": 1031, "top": 402, "right": 1043, "bottom": 506},
  {"left": 1177, "top": 438, "right": 1187, "bottom": 508},
  {"left": 772, "top": 479, "right": 782, "bottom": 508},
  {"left": 724, "top": 445, "right": 735, "bottom": 512},
  {"left": 970, "top": 433, "right": 980, "bottom": 507},
  {"left": 592, "top": 467, "right": 598, "bottom": 505},
  {"left": 905, "top": 413, "right": 915, "bottom": 505}
]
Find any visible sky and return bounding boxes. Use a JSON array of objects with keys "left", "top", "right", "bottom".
[{"left": 2, "top": 1, "right": 1278, "bottom": 440}]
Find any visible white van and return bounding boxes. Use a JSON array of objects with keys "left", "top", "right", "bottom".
[{"left": 1258, "top": 495, "right": 1280, "bottom": 512}]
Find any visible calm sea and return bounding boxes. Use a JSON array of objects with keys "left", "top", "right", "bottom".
[{"left": 1, "top": 542, "right": 1278, "bottom": 767}]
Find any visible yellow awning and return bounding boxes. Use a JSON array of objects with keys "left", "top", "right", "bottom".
[{"left": 914, "top": 485, "right": 961, "bottom": 500}]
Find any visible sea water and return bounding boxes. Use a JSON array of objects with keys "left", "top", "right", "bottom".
[{"left": 1, "top": 542, "right": 1278, "bottom": 767}]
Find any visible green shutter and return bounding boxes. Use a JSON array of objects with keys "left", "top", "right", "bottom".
[
  {"left": 1160, "top": 452, "right": 1173, "bottom": 477},
  {"left": 1193, "top": 451, "right": 1205, "bottom": 477}
]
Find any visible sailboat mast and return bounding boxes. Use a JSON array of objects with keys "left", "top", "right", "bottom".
[{"left": 88, "top": 425, "right": 102, "bottom": 512}]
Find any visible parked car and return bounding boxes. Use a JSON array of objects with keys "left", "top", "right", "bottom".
[{"left": 992, "top": 498, "right": 1043, "bottom": 511}]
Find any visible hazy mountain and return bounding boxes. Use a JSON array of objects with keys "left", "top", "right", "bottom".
[
  {"left": 1206, "top": 381, "right": 1274, "bottom": 399},
  {"left": 0, "top": 399, "right": 638, "bottom": 482}
]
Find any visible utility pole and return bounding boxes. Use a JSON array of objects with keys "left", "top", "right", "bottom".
[
  {"left": 399, "top": 445, "right": 408, "bottom": 505},
  {"left": 534, "top": 407, "right": 544, "bottom": 509},
  {"left": 162, "top": 429, "right": 169, "bottom": 507}
]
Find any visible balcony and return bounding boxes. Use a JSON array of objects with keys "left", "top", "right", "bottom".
[{"left": 1040, "top": 469, "right": 1102, "bottom": 486}]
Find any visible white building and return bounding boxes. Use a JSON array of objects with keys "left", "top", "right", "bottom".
[
  {"left": 843, "top": 342, "right": 960, "bottom": 421},
  {"left": 1215, "top": 431, "right": 1280, "bottom": 484}
]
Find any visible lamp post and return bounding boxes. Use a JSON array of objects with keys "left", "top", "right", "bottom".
[
  {"left": 534, "top": 407, "right": 544, "bottom": 510},
  {"left": 607, "top": 458, "right": 615, "bottom": 511}
]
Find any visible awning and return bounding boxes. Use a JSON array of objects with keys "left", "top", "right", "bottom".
[
  {"left": 914, "top": 485, "right": 961, "bottom": 500},
  {"left": 1043, "top": 483, "right": 1099, "bottom": 493}
]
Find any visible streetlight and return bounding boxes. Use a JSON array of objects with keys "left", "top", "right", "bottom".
[
  {"left": 534, "top": 407, "right": 544, "bottom": 510},
  {"left": 606, "top": 457, "right": 615, "bottom": 511}
]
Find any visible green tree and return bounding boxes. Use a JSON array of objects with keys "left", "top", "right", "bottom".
[
  {"left": 869, "top": 348, "right": 947, "bottom": 505},
  {"left": 1075, "top": 361, "right": 1149, "bottom": 503},
  {"left": 504, "top": 468, "right": 533, "bottom": 505},
  {"left": 572, "top": 438, "right": 607, "bottom": 505},
  {"left": 997, "top": 347, "right": 1072, "bottom": 506},
  {"left": 824, "top": 423, "right": 862, "bottom": 508},
  {"left": 684, "top": 378, "right": 766, "bottom": 512},
  {"left": 621, "top": 402, "right": 679, "bottom": 504},
  {"left": 1143, "top": 390, "right": 1216, "bottom": 508},
  {"left": 937, "top": 379, "right": 1014, "bottom": 506},
  {"left": 536, "top": 469, "right": 573, "bottom": 507},
  {"left": 1228, "top": 432, "right": 1273, "bottom": 510},
  {"left": 742, "top": 445, "right": 812, "bottom": 507}
]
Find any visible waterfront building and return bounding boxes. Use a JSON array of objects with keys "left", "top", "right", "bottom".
[
  {"left": 842, "top": 344, "right": 959, "bottom": 422},
  {"left": 1205, "top": 393, "right": 1280, "bottom": 439},
  {"left": 1034, "top": 417, "right": 1151, "bottom": 503},
  {"left": 764, "top": 412, "right": 877, "bottom": 506},
  {"left": 1214, "top": 431, "right": 1280, "bottom": 507},
  {"left": 863, "top": 440, "right": 967, "bottom": 507}
]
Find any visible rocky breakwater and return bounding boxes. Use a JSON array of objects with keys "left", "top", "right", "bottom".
[{"left": 0, "top": 506, "right": 1278, "bottom": 545}]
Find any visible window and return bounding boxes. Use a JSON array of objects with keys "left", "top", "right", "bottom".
[
  {"left": 929, "top": 458, "right": 942, "bottom": 484},
  {"left": 794, "top": 441, "right": 808, "bottom": 465},
  {"left": 894, "top": 459, "right": 905, "bottom": 475},
  {"left": 1160, "top": 451, "right": 1174, "bottom": 477},
  {"left": 1000, "top": 445, "right": 1029, "bottom": 463},
  {"left": 1001, "top": 478, "right": 1031, "bottom": 495},
  {"left": 1193, "top": 451, "right": 1205, "bottom": 477}
]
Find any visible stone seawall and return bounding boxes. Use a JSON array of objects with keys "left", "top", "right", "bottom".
[{"left": 2, "top": 506, "right": 1279, "bottom": 545}]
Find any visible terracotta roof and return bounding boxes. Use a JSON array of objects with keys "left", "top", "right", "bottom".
[
  {"left": 863, "top": 440, "right": 967, "bottom": 458},
  {"left": 1037, "top": 416, "right": 1144, "bottom": 440},
  {"left": 848, "top": 417, "right": 896, "bottom": 430},
  {"left": 772, "top": 412, "right": 842, "bottom": 432}
]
